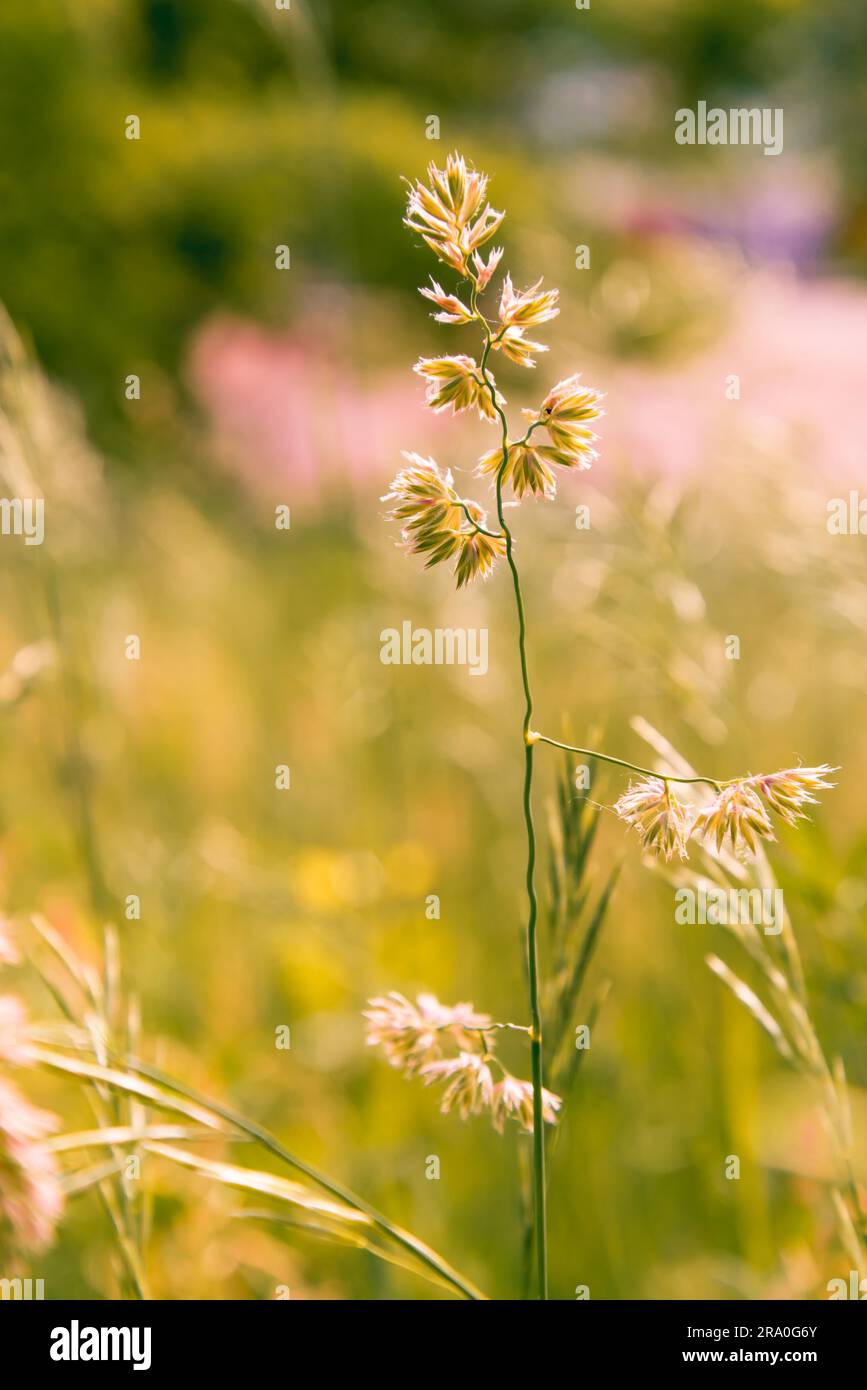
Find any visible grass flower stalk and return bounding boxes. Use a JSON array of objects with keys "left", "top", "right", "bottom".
[
  {"left": 472, "top": 274, "right": 549, "bottom": 1299},
  {"left": 381, "top": 152, "right": 841, "bottom": 1299}
]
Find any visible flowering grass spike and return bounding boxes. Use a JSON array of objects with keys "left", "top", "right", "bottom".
[{"left": 378, "top": 151, "right": 838, "bottom": 1301}]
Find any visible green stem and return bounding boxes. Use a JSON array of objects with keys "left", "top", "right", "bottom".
[
  {"left": 463, "top": 1022, "right": 532, "bottom": 1036},
  {"left": 531, "top": 734, "right": 723, "bottom": 791},
  {"left": 471, "top": 274, "right": 548, "bottom": 1300},
  {"left": 459, "top": 501, "right": 504, "bottom": 540}
]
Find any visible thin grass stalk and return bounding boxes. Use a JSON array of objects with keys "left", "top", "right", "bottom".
[
  {"left": 471, "top": 274, "right": 548, "bottom": 1299},
  {"left": 37, "top": 575, "right": 151, "bottom": 1292}
]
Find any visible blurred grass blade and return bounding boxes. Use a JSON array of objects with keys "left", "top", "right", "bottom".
[
  {"left": 143, "top": 1141, "right": 371, "bottom": 1224},
  {"left": 236, "top": 1208, "right": 459, "bottom": 1295},
  {"left": 30, "top": 913, "right": 99, "bottom": 1009},
  {"left": 25, "top": 1046, "right": 231, "bottom": 1133},
  {"left": 705, "top": 955, "right": 794, "bottom": 1062},
  {"left": 61, "top": 1157, "right": 129, "bottom": 1196},
  {"left": 123, "top": 1055, "right": 487, "bottom": 1300},
  {"left": 27, "top": 1043, "right": 486, "bottom": 1298},
  {"left": 44, "top": 1124, "right": 232, "bottom": 1153}
]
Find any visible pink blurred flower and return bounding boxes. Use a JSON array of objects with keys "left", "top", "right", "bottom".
[
  {"left": 189, "top": 265, "right": 867, "bottom": 503},
  {"left": 188, "top": 306, "right": 458, "bottom": 506},
  {"left": 0, "top": 996, "right": 29, "bottom": 1066},
  {"left": 0, "top": 1077, "right": 63, "bottom": 1253},
  {"left": 0, "top": 918, "right": 19, "bottom": 967},
  {"left": 605, "top": 268, "right": 867, "bottom": 482}
]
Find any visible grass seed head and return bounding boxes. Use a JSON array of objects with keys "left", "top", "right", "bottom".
[{"left": 614, "top": 777, "right": 693, "bottom": 862}]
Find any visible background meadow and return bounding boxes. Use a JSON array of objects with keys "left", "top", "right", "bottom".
[{"left": 1, "top": 0, "right": 866, "bottom": 1299}]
